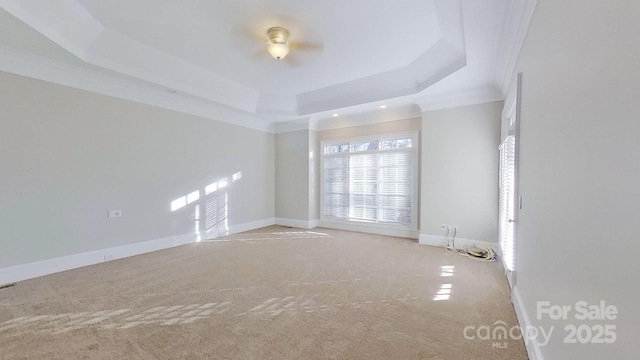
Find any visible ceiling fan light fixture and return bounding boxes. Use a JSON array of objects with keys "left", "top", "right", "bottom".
[
  {"left": 268, "top": 42, "right": 289, "bottom": 60},
  {"left": 267, "top": 27, "right": 290, "bottom": 60}
]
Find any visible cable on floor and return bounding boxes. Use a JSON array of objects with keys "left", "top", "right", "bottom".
[{"left": 444, "top": 227, "right": 498, "bottom": 261}]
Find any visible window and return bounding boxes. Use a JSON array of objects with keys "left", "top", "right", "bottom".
[
  {"left": 499, "top": 135, "right": 516, "bottom": 272},
  {"left": 321, "top": 131, "right": 418, "bottom": 229}
]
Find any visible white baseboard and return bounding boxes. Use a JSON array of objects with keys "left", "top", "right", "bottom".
[
  {"left": 512, "top": 286, "right": 544, "bottom": 360},
  {"left": 275, "top": 218, "right": 319, "bottom": 229},
  {"left": 204, "top": 217, "right": 276, "bottom": 239},
  {"left": 318, "top": 221, "right": 419, "bottom": 239},
  {"left": 0, "top": 217, "right": 275, "bottom": 286},
  {"left": 418, "top": 233, "right": 499, "bottom": 253},
  {"left": 229, "top": 218, "right": 276, "bottom": 234},
  {"left": 0, "top": 232, "right": 195, "bottom": 286}
]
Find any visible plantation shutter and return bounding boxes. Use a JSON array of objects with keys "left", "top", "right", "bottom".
[
  {"left": 323, "top": 155, "right": 349, "bottom": 220},
  {"left": 378, "top": 152, "right": 413, "bottom": 225},
  {"left": 499, "top": 135, "right": 516, "bottom": 272},
  {"left": 321, "top": 132, "right": 417, "bottom": 229},
  {"left": 349, "top": 153, "right": 378, "bottom": 221}
]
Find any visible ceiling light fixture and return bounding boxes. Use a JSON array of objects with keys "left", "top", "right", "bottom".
[
  {"left": 267, "top": 27, "right": 290, "bottom": 60},
  {"left": 379, "top": 105, "right": 387, "bottom": 109},
  {"left": 332, "top": 114, "right": 339, "bottom": 117}
]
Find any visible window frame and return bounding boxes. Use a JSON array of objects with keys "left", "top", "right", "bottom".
[{"left": 320, "top": 130, "right": 419, "bottom": 231}]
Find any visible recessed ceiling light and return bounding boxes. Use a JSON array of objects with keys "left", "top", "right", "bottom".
[
  {"left": 379, "top": 105, "right": 387, "bottom": 109},
  {"left": 332, "top": 114, "right": 339, "bottom": 117}
]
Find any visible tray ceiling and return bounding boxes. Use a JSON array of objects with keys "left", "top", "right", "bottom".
[{"left": 0, "top": 0, "right": 533, "bottom": 129}]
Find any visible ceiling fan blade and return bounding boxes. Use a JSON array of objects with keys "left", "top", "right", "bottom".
[
  {"left": 232, "top": 23, "right": 266, "bottom": 42},
  {"left": 290, "top": 41, "right": 324, "bottom": 52},
  {"left": 228, "top": 23, "right": 270, "bottom": 60},
  {"left": 284, "top": 55, "right": 300, "bottom": 67}
]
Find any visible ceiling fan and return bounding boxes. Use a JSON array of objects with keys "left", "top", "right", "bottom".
[
  {"left": 233, "top": 21, "right": 323, "bottom": 67},
  {"left": 264, "top": 26, "right": 323, "bottom": 66},
  {"left": 267, "top": 27, "right": 290, "bottom": 60}
]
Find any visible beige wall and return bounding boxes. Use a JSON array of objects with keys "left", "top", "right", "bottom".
[
  {"left": 506, "top": 1, "right": 639, "bottom": 358},
  {"left": 275, "top": 130, "right": 310, "bottom": 221},
  {"left": 0, "top": 71, "right": 275, "bottom": 268},
  {"left": 315, "top": 112, "right": 500, "bottom": 243},
  {"left": 421, "top": 102, "right": 502, "bottom": 243}
]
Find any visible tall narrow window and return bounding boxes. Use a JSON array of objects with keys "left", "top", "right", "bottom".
[
  {"left": 499, "top": 135, "right": 516, "bottom": 272},
  {"left": 321, "top": 132, "right": 417, "bottom": 230}
]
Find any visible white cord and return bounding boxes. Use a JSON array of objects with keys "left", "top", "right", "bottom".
[{"left": 444, "top": 227, "right": 498, "bottom": 261}]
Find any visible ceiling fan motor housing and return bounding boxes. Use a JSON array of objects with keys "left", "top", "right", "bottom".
[
  {"left": 268, "top": 27, "right": 289, "bottom": 44},
  {"left": 267, "top": 27, "right": 290, "bottom": 60}
]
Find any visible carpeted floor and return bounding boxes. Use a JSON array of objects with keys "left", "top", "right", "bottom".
[{"left": 0, "top": 226, "right": 527, "bottom": 359}]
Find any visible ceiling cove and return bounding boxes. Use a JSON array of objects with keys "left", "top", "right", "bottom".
[{"left": 0, "top": 0, "right": 537, "bottom": 132}]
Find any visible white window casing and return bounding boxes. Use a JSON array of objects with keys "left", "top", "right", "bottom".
[{"left": 321, "top": 131, "right": 418, "bottom": 231}]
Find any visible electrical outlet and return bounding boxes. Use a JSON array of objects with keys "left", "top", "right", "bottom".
[
  {"left": 103, "top": 254, "right": 114, "bottom": 261},
  {"left": 108, "top": 210, "right": 122, "bottom": 218}
]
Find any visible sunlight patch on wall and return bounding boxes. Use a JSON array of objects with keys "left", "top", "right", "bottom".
[
  {"left": 169, "top": 172, "right": 242, "bottom": 241},
  {"left": 186, "top": 190, "right": 200, "bottom": 204},
  {"left": 205, "top": 182, "right": 218, "bottom": 195},
  {"left": 205, "top": 192, "right": 228, "bottom": 238},
  {"left": 170, "top": 196, "right": 187, "bottom": 211},
  {"left": 218, "top": 178, "right": 228, "bottom": 189},
  {"left": 195, "top": 205, "right": 201, "bottom": 242}
]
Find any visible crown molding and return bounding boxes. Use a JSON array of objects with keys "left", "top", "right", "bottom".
[
  {"left": 0, "top": 44, "right": 501, "bottom": 136},
  {"left": 311, "top": 104, "right": 422, "bottom": 132},
  {"left": 273, "top": 117, "right": 315, "bottom": 134},
  {"left": 414, "top": 86, "right": 503, "bottom": 113},
  {"left": 274, "top": 105, "right": 423, "bottom": 134},
  {"left": 275, "top": 84, "right": 504, "bottom": 133},
  {"left": 0, "top": 46, "right": 274, "bottom": 133},
  {"left": 494, "top": 0, "right": 538, "bottom": 95}
]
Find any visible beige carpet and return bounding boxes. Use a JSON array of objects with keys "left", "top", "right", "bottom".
[{"left": 0, "top": 226, "right": 527, "bottom": 359}]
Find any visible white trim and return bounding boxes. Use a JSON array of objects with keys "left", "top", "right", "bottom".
[
  {"left": 273, "top": 118, "right": 313, "bottom": 134},
  {"left": 0, "top": 232, "right": 195, "bottom": 286},
  {"left": 0, "top": 217, "right": 275, "bottom": 286},
  {"left": 0, "top": 46, "right": 274, "bottom": 133},
  {"left": 275, "top": 218, "right": 319, "bottom": 229},
  {"left": 228, "top": 218, "right": 276, "bottom": 234},
  {"left": 494, "top": 0, "right": 538, "bottom": 95},
  {"left": 418, "top": 233, "right": 499, "bottom": 253},
  {"left": 312, "top": 105, "right": 422, "bottom": 132},
  {"left": 495, "top": 243, "right": 515, "bottom": 289},
  {"left": 512, "top": 286, "right": 545, "bottom": 360},
  {"left": 0, "top": 0, "right": 102, "bottom": 60},
  {"left": 320, "top": 131, "right": 420, "bottom": 232},
  {"left": 415, "top": 86, "right": 503, "bottom": 113},
  {"left": 321, "top": 130, "right": 419, "bottom": 150},
  {"left": 319, "top": 221, "right": 419, "bottom": 239},
  {"left": 203, "top": 217, "right": 276, "bottom": 240},
  {"left": 273, "top": 104, "right": 423, "bottom": 134}
]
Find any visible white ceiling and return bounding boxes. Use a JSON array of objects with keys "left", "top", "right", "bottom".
[{"left": 0, "top": 0, "right": 533, "bottom": 131}]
